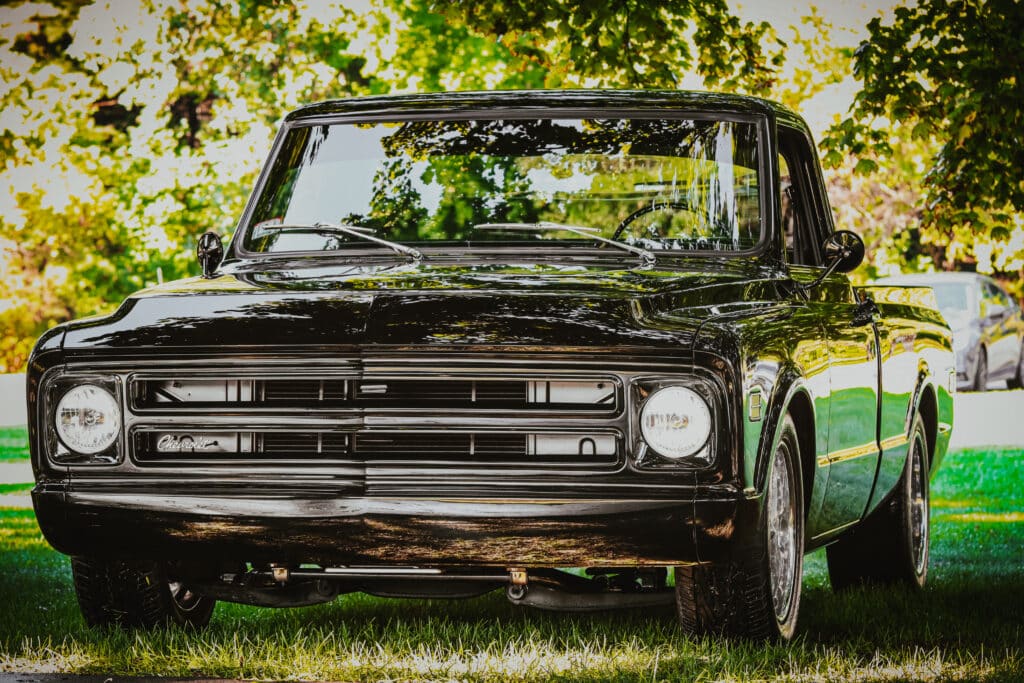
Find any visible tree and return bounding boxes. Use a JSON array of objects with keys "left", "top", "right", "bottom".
[
  {"left": 10, "top": 0, "right": 1011, "bottom": 373},
  {"left": 0, "top": 0, "right": 792, "bottom": 372},
  {"left": 0, "top": 0, "right": 379, "bottom": 371},
  {"left": 822, "top": 0, "right": 1024, "bottom": 248},
  {"left": 434, "top": 0, "right": 785, "bottom": 91}
]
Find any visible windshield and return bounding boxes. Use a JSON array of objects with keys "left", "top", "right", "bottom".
[
  {"left": 242, "top": 116, "right": 763, "bottom": 255},
  {"left": 930, "top": 282, "right": 974, "bottom": 317}
]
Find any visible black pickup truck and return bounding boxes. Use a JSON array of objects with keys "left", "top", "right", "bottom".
[{"left": 28, "top": 90, "right": 954, "bottom": 640}]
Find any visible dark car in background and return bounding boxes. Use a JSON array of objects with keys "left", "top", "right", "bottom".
[{"left": 877, "top": 273, "right": 1024, "bottom": 391}]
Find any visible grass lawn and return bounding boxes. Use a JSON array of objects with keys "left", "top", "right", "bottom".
[
  {"left": 0, "top": 426, "right": 28, "bottom": 463},
  {"left": 0, "top": 447, "right": 1021, "bottom": 681}
]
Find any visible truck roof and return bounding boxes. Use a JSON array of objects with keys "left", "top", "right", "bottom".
[{"left": 283, "top": 89, "right": 809, "bottom": 132}]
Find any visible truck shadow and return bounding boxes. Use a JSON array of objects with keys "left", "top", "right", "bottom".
[{"left": 1, "top": 503, "right": 1023, "bottom": 680}]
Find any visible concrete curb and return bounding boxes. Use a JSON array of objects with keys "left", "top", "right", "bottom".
[
  {"left": 0, "top": 462, "right": 31, "bottom": 485},
  {"left": 0, "top": 373, "right": 26, "bottom": 426},
  {"left": 947, "top": 388, "right": 1024, "bottom": 451}
]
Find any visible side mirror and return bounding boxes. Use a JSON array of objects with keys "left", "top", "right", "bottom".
[
  {"left": 196, "top": 231, "right": 224, "bottom": 279},
  {"left": 797, "top": 230, "right": 866, "bottom": 294},
  {"left": 822, "top": 230, "right": 865, "bottom": 274}
]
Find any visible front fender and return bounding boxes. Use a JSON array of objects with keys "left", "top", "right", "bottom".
[{"left": 745, "top": 366, "right": 819, "bottom": 494}]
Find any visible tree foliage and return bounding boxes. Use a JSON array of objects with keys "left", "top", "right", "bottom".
[
  {"left": 435, "top": 0, "right": 785, "bottom": 91},
  {"left": 0, "top": 0, "right": 789, "bottom": 372},
  {"left": 0, "top": 0, "right": 1018, "bottom": 373},
  {"left": 823, "top": 0, "right": 1024, "bottom": 243},
  {"left": 0, "top": 1, "right": 379, "bottom": 370}
]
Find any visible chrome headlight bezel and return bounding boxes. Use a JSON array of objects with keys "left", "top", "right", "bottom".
[
  {"left": 43, "top": 372, "right": 123, "bottom": 466},
  {"left": 631, "top": 377, "right": 720, "bottom": 470}
]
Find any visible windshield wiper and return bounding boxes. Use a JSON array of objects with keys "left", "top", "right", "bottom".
[
  {"left": 474, "top": 221, "right": 655, "bottom": 267},
  {"left": 258, "top": 222, "right": 423, "bottom": 263}
]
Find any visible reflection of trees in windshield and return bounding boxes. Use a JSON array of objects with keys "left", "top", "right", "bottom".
[
  {"left": 244, "top": 117, "right": 761, "bottom": 253},
  {"left": 249, "top": 125, "right": 320, "bottom": 226},
  {"left": 378, "top": 118, "right": 709, "bottom": 157},
  {"left": 360, "top": 158, "right": 428, "bottom": 241},
  {"left": 361, "top": 155, "right": 539, "bottom": 241}
]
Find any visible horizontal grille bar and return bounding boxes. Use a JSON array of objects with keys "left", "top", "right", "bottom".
[
  {"left": 136, "top": 379, "right": 350, "bottom": 407},
  {"left": 132, "top": 430, "right": 618, "bottom": 467},
  {"left": 131, "top": 377, "right": 619, "bottom": 413}
]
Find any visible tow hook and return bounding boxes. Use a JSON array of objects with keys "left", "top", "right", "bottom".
[{"left": 506, "top": 567, "right": 528, "bottom": 601}]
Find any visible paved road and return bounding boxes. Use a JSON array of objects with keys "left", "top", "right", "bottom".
[
  {"left": 946, "top": 387, "right": 1024, "bottom": 450},
  {"left": 0, "top": 462, "right": 30, "bottom": 485}
]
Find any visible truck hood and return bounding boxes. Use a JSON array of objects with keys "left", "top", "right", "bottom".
[{"left": 61, "top": 260, "right": 785, "bottom": 354}]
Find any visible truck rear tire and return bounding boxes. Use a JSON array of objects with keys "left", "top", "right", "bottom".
[
  {"left": 71, "top": 557, "right": 215, "bottom": 629},
  {"left": 675, "top": 415, "right": 804, "bottom": 640},
  {"left": 1007, "top": 344, "right": 1024, "bottom": 389},
  {"left": 826, "top": 414, "right": 930, "bottom": 590},
  {"left": 972, "top": 349, "right": 988, "bottom": 392}
]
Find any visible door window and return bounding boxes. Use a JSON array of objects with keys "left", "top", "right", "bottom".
[
  {"left": 983, "top": 281, "right": 1009, "bottom": 318},
  {"left": 778, "top": 128, "right": 827, "bottom": 267}
]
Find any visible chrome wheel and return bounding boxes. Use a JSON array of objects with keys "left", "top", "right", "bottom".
[
  {"left": 767, "top": 440, "right": 798, "bottom": 624},
  {"left": 168, "top": 580, "right": 203, "bottom": 613},
  {"left": 909, "top": 434, "right": 929, "bottom": 575}
]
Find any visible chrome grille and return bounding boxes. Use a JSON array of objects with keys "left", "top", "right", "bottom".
[
  {"left": 125, "top": 364, "right": 627, "bottom": 474},
  {"left": 133, "top": 430, "right": 350, "bottom": 462},
  {"left": 138, "top": 378, "right": 349, "bottom": 407}
]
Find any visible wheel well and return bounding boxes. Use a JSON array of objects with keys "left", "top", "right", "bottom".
[
  {"left": 786, "top": 391, "right": 816, "bottom": 518},
  {"left": 917, "top": 385, "right": 938, "bottom": 468}
]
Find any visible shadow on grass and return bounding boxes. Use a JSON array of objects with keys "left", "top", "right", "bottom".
[
  {"left": 0, "top": 447, "right": 1021, "bottom": 681},
  {"left": 1, "top": 508, "right": 1021, "bottom": 681}
]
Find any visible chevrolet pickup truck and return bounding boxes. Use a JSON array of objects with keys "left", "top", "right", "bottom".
[{"left": 29, "top": 90, "right": 954, "bottom": 640}]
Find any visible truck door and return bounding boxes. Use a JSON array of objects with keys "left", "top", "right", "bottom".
[
  {"left": 815, "top": 284, "right": 882, "bottom": 530},
  {"left": 779, "top": 127, "right": 880, "bottom": 535}
]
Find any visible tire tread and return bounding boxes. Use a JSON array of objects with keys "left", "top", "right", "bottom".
[
  {"left": 674, "top": 415, "right": 802, "bottom": 640},
  {"left": 71, "top": 557, "right": 214, "bottom": 629}
]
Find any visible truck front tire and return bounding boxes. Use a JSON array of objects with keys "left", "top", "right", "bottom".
[
  {"left": 71, "top": 557, "right": 215, "bottom": 629},
  {"left": 675, "top": 415, "right": 804, "bottom": 640}
]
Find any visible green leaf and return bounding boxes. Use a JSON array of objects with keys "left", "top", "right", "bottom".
[{"left": 854, "top": 158, "right": 879, "bottom": 175}]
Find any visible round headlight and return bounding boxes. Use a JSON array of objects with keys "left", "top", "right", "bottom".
[
  {"left": 640, "top": 386, "right": 712, "bottom": 460},
  {"left": 55, "top": 384, "right": 121, "bottom": 455}
]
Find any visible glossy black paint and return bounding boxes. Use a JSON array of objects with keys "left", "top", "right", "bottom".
[
  {"left": 29, "top": 91, "right": 955, "bottom": 594},
  {"left": 34, "top": 492, "right": 747, "bottom": 567}
]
